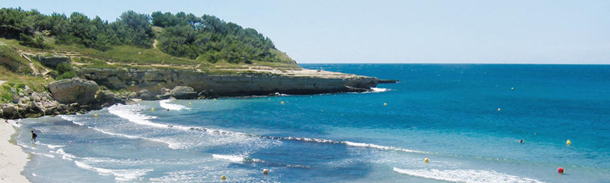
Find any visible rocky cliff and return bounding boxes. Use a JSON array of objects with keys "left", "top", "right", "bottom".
[
  {"left": 0, "top": 78, "right": 123, "bottom": 119},
  {"left": 1, "top": 67, "right": 382, "bottom": 119},
  {"left": 78, "top": 67, "right": 380, "bottom": 98}
]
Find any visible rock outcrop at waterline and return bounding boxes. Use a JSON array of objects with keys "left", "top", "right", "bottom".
[
  {"left": 49, "top": 78, "right": 99, "bottom": 104},
  {"left": 1, "top": 68, "right": 384, "bottom": 119},
  {"left": 78, "top": 68, "right": 380, "bottom": 99},
  {"left": 0, "top": 78, "right": 124, "bottom": 119}
]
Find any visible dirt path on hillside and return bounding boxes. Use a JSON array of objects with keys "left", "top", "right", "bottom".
[{"left": 21, "top": 54, "right": 39, "bottom": 75}]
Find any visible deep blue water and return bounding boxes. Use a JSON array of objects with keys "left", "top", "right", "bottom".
[{"left": 15, "top": 64, "right": 610, "bottom": 182}]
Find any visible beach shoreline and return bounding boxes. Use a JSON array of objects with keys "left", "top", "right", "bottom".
[{"left": 1, "top": 119, "right": 30, "bottom": 183}]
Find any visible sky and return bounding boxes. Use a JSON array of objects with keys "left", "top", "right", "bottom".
[{"left": 4, "top": 0, "right": 610, "bottom": 64}]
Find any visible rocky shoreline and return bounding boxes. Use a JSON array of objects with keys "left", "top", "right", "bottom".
[
  {"left": 0, "top": 78, "right": 123, "bottom": 119},
  {"left": 1, "top": 68, "right": 388, "bottom": 119}
]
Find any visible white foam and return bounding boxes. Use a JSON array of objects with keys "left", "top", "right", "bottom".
[
  {"left": 108, "top": 104, "right": 164, "bottom": 128},
  {"left": 60, "top": 115, "right": 75, "bottom": 122},
  {"left": 370, "top": 87, "right": 389, "bottom": 93},
  {"left": 53, "top": 148, "right": 76, "bottom": 160},
  {"left": 279, "top": 136, "right": 341, "bottom": 143},
  {"left": 38, "top": 142, "right": 66, "bottom": 149},
  {"left": 94, "top": 128, "right": 183, "bottom": 149},
  {"left": 344, "top": 141, "right": 429, "bottom": 154},
  {"left": 60, "top": 114, "right": 85, "bottom": 126},
  {"left": 47, "top": 144, "right": 65, "bottom": 149},
  {"left": 11, "top": 120, "right": 22, "bottom": 127},
  {"left": 213, "top": 154, "right": 245, "bottom": 162},
  {"left": 393, "top": 168, "right": 546, "bottom": 183},
  {"left": 74, "top": 160, "right": 152, "bottom": 181},
  {"left": 213, "top": 154, "right": 303, "bottom": 167},
  {"left": 159, "top": 99, "right": 190, "bottom": 111},
  {"left": 212, "top": 154, "right": 245, "bottom": 162},
  {"left": 31, "top": 152, "right": 56, "bottom": 158},
  {"left": 109, "top": 104, "right": 273, "bottom": 149},
  {"left": 266, "top": 134, "right": 431, "bottom": 156},
  {"left": 246, "top": 158, "right": 267, "bottom": 163},
  {"left": 111, "top": 104, "right": 429, "bottom": 155}
]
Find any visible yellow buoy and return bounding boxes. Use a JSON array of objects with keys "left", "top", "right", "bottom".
[
  {"left": 151, "top": 108, "right": 155, "bottom": 112},
  {"left": 214, "top": 98, "right": 217, "bottom": 101},
  {"left": 498, "top": 108, "right": 501, "bottom": 112},
  {"left": 94, "top": 114, "right": 98, "bottom": 117},
  {"left": 566, "top": 139, "right": 571, "bottom": 145},
  {"left": 263, "top": 169, "right": 269, "bottom": 175},
  {"left": 188, "top": 103, "right": 192, "bottom": 106},
  {"left": 511, "top": 87, "right": 514, "bottom": 90},
  {"left": 221, "top": 175, "right": 226, "bottom": 180},
  {"left": 425, "top": 158, "right": 429, "bottom": 163},
  {"left": 281, "top": 101, "right": 285, "bottom": 105},
  {"left": 384, "top": 103, "right": 387, "bottom": 106}
]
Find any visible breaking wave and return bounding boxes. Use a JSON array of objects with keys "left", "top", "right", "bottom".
[
  {"left": 159, "top": 99, "right": 190, "bottom": 111},
  {"left": 108, "top": 104, "right": 430, "bottom": 155},
  {"left": 74, "top": 160, "right": 153, "bottom": 181},
  {"left": 393, "top": 168, "right": 546, "bottom": 183},
  {"left": 370, "top": 87, "right": 389, "bottom": 93}
]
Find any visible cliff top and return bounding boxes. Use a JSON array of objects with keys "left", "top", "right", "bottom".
[{"left": 0, "top": 8, "right": 297, "bottom": 68}]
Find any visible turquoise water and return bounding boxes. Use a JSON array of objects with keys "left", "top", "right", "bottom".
[{"left": 14, "top": 64, "right": 610, "bottom": 182}]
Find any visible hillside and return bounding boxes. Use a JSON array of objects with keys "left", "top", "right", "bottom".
[
  {"left": 0, "top": 8, "right": 302, "bottom": 102},
  {"left": 0, "top": 8, "right": 296, "bottom": 65},
  {"left": 0, "top": 8, "right": 382, "bottom": 119}
]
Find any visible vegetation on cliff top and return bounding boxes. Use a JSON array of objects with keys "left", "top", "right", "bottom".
[{"left": 0, "top": 7, "right": 296, "bottom": 66}]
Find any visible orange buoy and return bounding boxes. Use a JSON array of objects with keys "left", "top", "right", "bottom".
[
  {"left": 263, "top": 169, "right": 269, "bottom": 175},
  {"left": 498, "top": 108, "right": 501, "bottom": 112},
  {"left": 558, "top": 167, "right": 564, "bottom": 174},
  {"left": 424, "top": 158, "right": 429, "bottom": 163}
]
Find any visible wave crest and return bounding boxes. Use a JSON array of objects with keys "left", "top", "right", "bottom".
[
  {"left": 393, "top": 168, "right": 546, "bottom": 183},
  {"left": 159, "top": 99, "right": 190, "bottom": 111},
  {"left": 370, "top": 87, "right": 389, "bottom": 93},
  {"left": 74, "top": 160, "right": 152, "bottom": 181}
]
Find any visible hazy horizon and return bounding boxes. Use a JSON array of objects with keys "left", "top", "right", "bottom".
[{"left": 4, "top": 0, "right": 609, "bottom": 64}]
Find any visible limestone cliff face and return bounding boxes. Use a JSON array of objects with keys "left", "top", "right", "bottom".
[{"left": 78, "top": 68, "right": 379, "bottom": 97}]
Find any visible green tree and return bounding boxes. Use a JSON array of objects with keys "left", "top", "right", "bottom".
[{"left": 113, "top": 11, "right": 155, "bottom": 48}]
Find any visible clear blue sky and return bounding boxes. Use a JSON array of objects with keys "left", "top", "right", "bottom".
[{"left": 5, "top": 0, "right": 610, "bottom": 64}]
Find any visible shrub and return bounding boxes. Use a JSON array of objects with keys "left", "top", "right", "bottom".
[
  {"left": 57, "top": 71, "right": 77, "bottom": 80},
  {"left": 56, "top": 62, "right": 73, "bottom": 73},
  {"left": 1, "top": 92, "right": 12, "bottom": 102},
  {"left": 47, "top": 70, "right": 59, "bottom": 78}
]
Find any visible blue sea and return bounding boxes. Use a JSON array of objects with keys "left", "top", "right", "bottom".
[{"left": 14, "top": 64, "right": 610, "bottom": 182}]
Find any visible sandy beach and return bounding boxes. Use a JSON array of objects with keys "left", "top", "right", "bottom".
[{"left": 0, "top": 119, "right": 30, "bottom": 183}]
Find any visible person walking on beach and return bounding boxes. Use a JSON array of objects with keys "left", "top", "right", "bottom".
[{"left": 31, "top": 130, "right": 37, "bottom": 143}]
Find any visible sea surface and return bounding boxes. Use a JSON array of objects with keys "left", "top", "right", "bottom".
[{"left": 14, "top": 64, "right": 610, "bottom": 183}]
